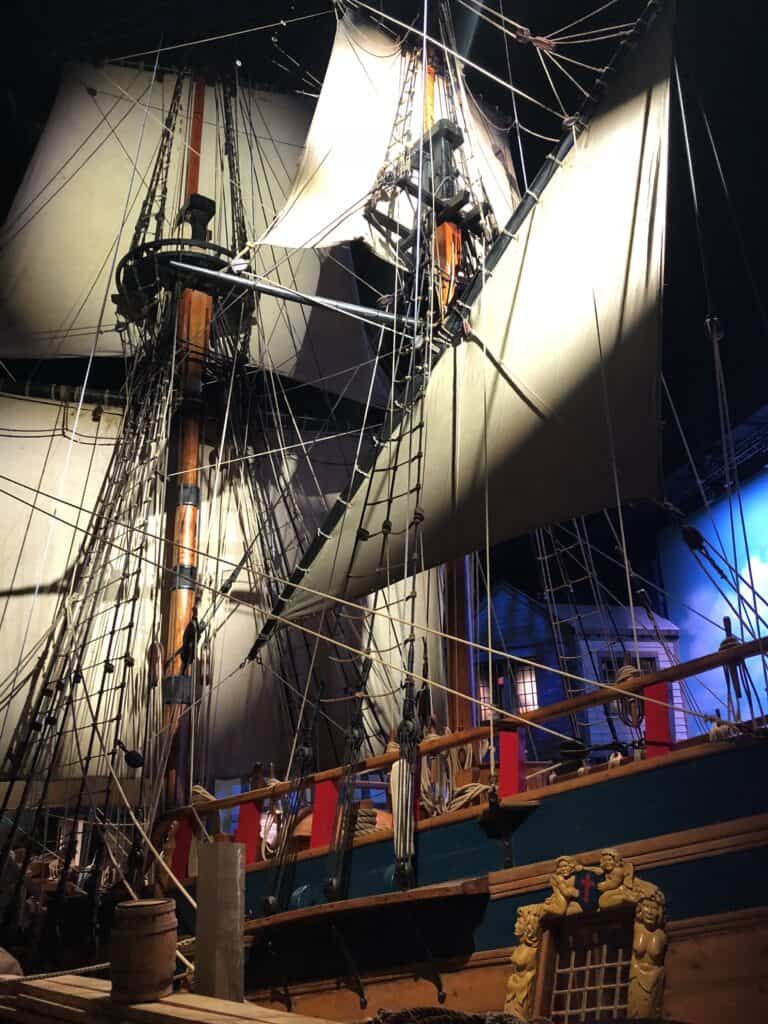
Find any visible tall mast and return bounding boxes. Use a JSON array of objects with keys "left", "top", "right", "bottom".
[
  {"left": 162, "top": 77, "right": 214, "bottom": 807},
  {"left": 422, "top": 54, "right": 475, "bottom": 729}
]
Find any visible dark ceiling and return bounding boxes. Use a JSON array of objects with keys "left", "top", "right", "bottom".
[{"left": 1, "top": 0, "right": 767, "bottom": 483}]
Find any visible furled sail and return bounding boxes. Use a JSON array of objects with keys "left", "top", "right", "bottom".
[
  {"left": 0, "top": 63, "right": 377, "bottom": 401},
  {"left": 257, "top": 11, "right": 518, "bottom": 261},
  {"left": 361, "top": 570, "right": 446, "bottom": 745},
  {"left": 259, "top": 5, "right": 672, "bottom": 625}
]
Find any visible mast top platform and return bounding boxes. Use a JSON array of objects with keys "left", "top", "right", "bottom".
[{"left": 114, "top": 236, "right": 252, "bottom": 326}]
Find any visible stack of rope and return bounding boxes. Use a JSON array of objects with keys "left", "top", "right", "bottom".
[{"left": 352, "top": 807, "right": 380, "bottom": 837}]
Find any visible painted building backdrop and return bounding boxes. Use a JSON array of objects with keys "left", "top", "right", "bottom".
[
  {"left": 659, "top": 468, "right": 768, "bottom": 732},
  {"left": 475, "top": 583, "right": 685, "bottom": 762}
]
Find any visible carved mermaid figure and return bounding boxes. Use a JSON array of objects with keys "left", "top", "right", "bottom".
[
  {"left": 504, "top": 905, "right": 543, "bottom": 1018},
  {"left": 628, "top": 891, "right": 668, "bottom": 1019}
]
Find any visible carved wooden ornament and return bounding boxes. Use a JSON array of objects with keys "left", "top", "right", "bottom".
[{"left": 504, "top": 848, "right": 667, "bottom": 1020}]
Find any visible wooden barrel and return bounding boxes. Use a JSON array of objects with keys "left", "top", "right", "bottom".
[{"left": 111, "top": 899, "right": 177, "bottom": 1003}]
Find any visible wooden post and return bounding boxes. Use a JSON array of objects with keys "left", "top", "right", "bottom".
[
  {"left": 446, "top": 557, "right": 475, "bottom": 731},
  {"left": 162, "top": 77, "right": 214, "bottom": 808},
  {"left": 195, "top": 842, "right": 245, "bottom": 1001},
  {"left": 644, "top": 682, "right": 672, "bottom": 759},
  {"left": 498, "top": 726, "right": 526, "bottom": 797}
]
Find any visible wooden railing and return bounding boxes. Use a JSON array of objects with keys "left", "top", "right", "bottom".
[{"left": 165, "top": 634, "right": 767, "bottom": 822}]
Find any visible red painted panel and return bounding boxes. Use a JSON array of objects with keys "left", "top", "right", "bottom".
[
  {"left": 644, "top": 681, "right": 673, "bottom": 758},
  {"left": 310, "top": 779, "right": 339, "bottom": 848},
  {"left": 234, "top": 801, "right": 262, "bottom": 864},
  {"left": 171, "top": 817, "right": 194, "bottom": 879},
  {"left": 498, "top": 728, "right": 526, "bottom": 796}
]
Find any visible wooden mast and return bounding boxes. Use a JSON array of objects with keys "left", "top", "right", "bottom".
[
  {"left": 422, "top": 58, "right": 475, "bottom": 730},
  {"left": 162, "top": 77, "right": 213, "bottom": 807}
]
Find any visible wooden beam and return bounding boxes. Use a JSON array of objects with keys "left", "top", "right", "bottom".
[
  {"left": 523, "top": 633, "right": 768, "bottom": 726},
  {"left": 488, "top": 812, "right": 768, "bottom": 901},
  {"left": 185, "top": 77, "right": 206, "bottom": 200},
  {"left": 243, "top": 876, "right": 488, "bottom": 934},
  {"left": 446, "top": 558, "right": 475, "bottom": 731},
  {"left": 161, "top": 75, "right": 212, "bottom": 807}
]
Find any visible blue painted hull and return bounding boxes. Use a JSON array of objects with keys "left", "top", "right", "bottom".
[{"left": 176, "top": 741, "right": 768, "bottom": 987}]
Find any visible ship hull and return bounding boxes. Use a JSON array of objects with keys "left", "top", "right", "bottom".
[{"left": 175, "top": 739, "right": 768, "bottom": 1022}]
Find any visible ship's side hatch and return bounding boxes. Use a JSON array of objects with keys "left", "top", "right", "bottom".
[{"left": 534, "top": 908, "right": 635, "bottom": 1023}]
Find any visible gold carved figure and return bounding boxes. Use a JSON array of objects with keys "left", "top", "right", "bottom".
[
  {"left": 504, "top": 905, "right": 543, "bottom": 1019},
  {"left": 628, "top": 891, "right": 667, "bottom": 1019},
  {"left": 542, "top": 855, "right": 583, "bottom": 916},
  {"left": 597, "top": 847, "right": 635, "bottom": 908}
]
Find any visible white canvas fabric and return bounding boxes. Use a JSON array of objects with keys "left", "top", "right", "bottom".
[
  {"left": 0, "top": 396, "right": 127, "bottom": 775},
  {"left": 361, "top": 569, "right": 447, "bottom": 748},
  {"left": 257, "top": 11, "right": 518, "bottom": 261},
  {"left": 0, "top": 64, "right": 377, "bottom": 401},
  {"left": 268, "top": 6, "right": 672, "bottom": 621}
]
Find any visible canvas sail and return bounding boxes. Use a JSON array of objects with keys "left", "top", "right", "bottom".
[
  {"left": 257, "top": 6, "right": 672, "bottom": 625},
  {"left": 0, "top": 64, "right": 378, "bottom": 402},
  {"left": 0, "top": 393, "right": 424, "bottom": 780},
  {"left": 361, "top": 570, "right": 446, "bottom": 745},
  {"left": 257, "top": 11, "right": 518, "bottom": 261},
  {"left": 0, "top": 396, "right": 127, "bottom": 777}
]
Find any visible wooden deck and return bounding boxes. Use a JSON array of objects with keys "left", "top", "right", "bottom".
[{"left": 0, "top": 975, "right": 337, "bottom": 1024}]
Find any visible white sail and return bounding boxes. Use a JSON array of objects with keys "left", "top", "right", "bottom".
[
  {"left": 0, "top": 64, "right": 377, "bottom": 401},
  {"left": 257, "top": 11, "right": 518, "bottom": 261},
  {"left": 264, "top": 6, "right": 672, "bottom": 622},
  {"left": 0, "top": 396, "right": 126, "bottom": 776},
  {"left": 362, "top": 569, "right": 446, "bottom": 747},
  {"left": 0, "top": 396, "right": 357, "bottom": 783}
]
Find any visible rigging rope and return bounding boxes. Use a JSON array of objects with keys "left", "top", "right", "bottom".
[
  {"left": 111, "top": 12, "right": 333, "bottom": 63},
  {"left": 0, "top": 471, "right": 735, "bottom": 727},
  {"left": 348, "top": 0, "right": 564, "bottom": 119}
]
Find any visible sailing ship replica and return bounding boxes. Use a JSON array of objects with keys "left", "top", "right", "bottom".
[{"left": 0, "top": 1, "right": 766, "bottom": 1022}]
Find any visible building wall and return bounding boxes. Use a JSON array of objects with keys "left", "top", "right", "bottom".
[
  {"left": 475, "top": 585, "right": 571, "bottom": 762},
  {"left": 475, "top": 584, "right": 687, "bottom": 762},
  {"left": 576, "top": 636, "right": 687, "bottom": 749}
]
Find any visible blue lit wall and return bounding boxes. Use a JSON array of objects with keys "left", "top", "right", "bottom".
[{"left": 658, "top": 468, "right": 768, "bottom": 730}]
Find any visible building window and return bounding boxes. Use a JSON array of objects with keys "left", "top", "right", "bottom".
[
  {"left": 669, "top": 681, "right": 688, "bottom": 741},
  {"left": 478, "top": 678, "right": 501, "bottom": 722},
  {"left": 514, "top": 664, "right": 539, "bottom": 712}
]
